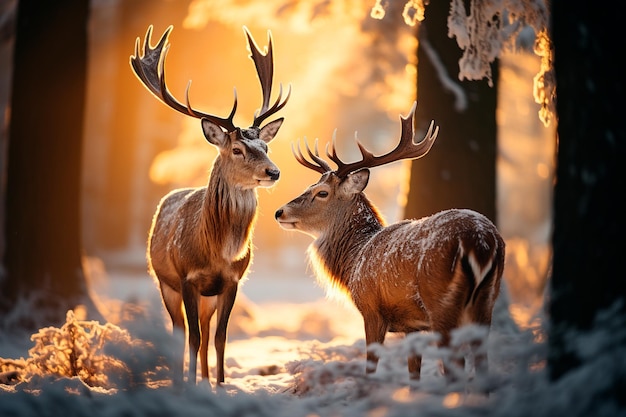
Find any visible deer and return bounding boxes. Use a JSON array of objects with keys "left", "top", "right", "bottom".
[
  {"left": 130, "top": 25, "right": 290, "bottom": 385},
  {"left": 275, "top": 101, "right": 505, "bottom": 381}
]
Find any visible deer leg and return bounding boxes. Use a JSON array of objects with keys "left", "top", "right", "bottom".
[
  {"left": 363, "top": 314, "right": 387, "bottom": 374},
  {"left": 199, "top": 296, "right": 217, "bottom": 381},
  {"left": 472, "top": 333, "right": 489, "bottom": 378},
  {"left": 405, "top": 329, "right": 423, "bottom": 379},
  {"left": 437, "top": 330, "right": 465, "bottom": 382},
  {"left": 159, "top": 283, "right": 185, "bottom": 384},
  {"left": 182, "top": 280, "right": 200, "bottom": 384},
  {"left": 214, "top": 282, "right": 238, "bottom": 385},
  {"left": 407, "top": 340, "right": 422, "bottom": 380},
  {"left": 160, "top": 283, "right": 185, "bottom": 328}
]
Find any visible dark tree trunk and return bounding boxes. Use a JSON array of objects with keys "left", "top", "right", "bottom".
[
  {"left": 549, "top": 0, "right": 626, "bottom": 394},
  {"left": 0, "top": 0, "right": 101, "bottom": 329},
  {"left": 405, "top": 0, "right": 499, "bottom": 224}
]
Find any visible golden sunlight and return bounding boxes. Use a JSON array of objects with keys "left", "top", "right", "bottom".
[
  {"left": 139, "top": 0, "right": 417, "bottom": 257},
  {"left": 392, "top": 386, "right": 413, "bottom": 402},
  {"left": 75, "top": 3, "right": 555, "bottom": 395},
  {"left": 135, "top": 1, "right": 557, "bottom": 336},
  {"left": 498, "top": 50, "right": 555, "bottom": 326},
  {"left": 442, "top": 392, "right": 463, "bottom": 408}
]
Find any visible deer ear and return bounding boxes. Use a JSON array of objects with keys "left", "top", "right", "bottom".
[
  {"left": 201, "top": 118, "right": 228, "bottom": 147},
  {"left": 341, "top": 169, "right": 370, "bottom": 195},
  {"left": 259, "top": 118, "right": 284, "bottom": 143}
]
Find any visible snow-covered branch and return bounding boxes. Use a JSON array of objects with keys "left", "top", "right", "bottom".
[{"left": 372, "top": 0, "right": 555, "bottom": 126}]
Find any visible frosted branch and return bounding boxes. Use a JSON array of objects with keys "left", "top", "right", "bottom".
[
  {"left": 372, "top": 0, "right": 555, "bottom": 125},
  {"left": 402, "top": 0, "right": 426, "bottom": 26},
  {"left": 421, "top": 38, "right": 467, "bottom": 112}
]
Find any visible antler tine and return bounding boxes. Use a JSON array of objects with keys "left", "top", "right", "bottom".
[
  {"left": 130, "top": 25, "right": 237, "bottom": 132},
  {"left": 183, "top": 82, "right": 238, "bottom": 129},
  {"left": 292, "top": 139, "right": 332, "bottom": 174},
  {"left": 325, "top": 129, "right": 351, "bottom": 173},
  {"left": 244, "top": 27, "right": 292, "bottom": 128},
  {"left": 334, "top": 101, "right": 439, "bottom": 178},
  {"left": 253, "top": 83, "right": 291, "bottom": 126}
]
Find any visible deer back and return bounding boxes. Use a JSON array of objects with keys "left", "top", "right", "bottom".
[{"left": 350, "top": 209, "right": 504, "bottom": 330}]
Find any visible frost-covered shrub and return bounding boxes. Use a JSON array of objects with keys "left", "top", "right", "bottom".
[
  {"left": 2, "top": 310, "right": 170, "bottom": 391},
  {"left": 24, "top": 310, "right": 129, "bottom": 388}
]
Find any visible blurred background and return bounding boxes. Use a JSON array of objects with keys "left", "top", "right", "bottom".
[{"left": 0, "top": 0, "right": 554, "bottom": 328}]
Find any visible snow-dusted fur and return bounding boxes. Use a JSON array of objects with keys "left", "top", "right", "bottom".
[
  {"left": 148, "top": 119, "right": 283, "bottom": 386},
  {"left": 276, "top": 169, "right": 505, "bottom": 379},
  {"left": 133, "top": 26, "right": 290, "bottom": 386}
]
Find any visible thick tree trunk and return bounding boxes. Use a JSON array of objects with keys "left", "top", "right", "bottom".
[
  {"left": 0, "top": 0, "right": 101, "bottom": 329},
  {"left": 405, "top": 0, "right": 498, "bottom": 224},
  {"left": 549, "top": 0, "right": 626, "bottom": 388}
]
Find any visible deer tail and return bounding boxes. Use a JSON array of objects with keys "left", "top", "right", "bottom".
[{"left": 458, "top": 241, "right": 502, "bottom": 308}]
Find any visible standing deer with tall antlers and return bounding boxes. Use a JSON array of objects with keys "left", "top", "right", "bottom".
[
  {"left": 130, "top": 25, "right": 290, "bottom": 385},
  {"left": 275, "top": 102, "right": 504, "bottom": 380}
]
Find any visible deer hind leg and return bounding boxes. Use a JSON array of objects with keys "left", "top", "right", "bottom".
[
  {"left": 430, "top": 284, "right": 466, "bottom": 380},
  {"left": 432, "top": 249, "right": 491, "bottom": 382},
  {"left": 471, "top": 336, "right": 488, "bottom": 379},
  {"left": 466, "top": 304, "right": 495, "bottom": 381},
  {"left": 436, "top": 328, "right": 466, "bottom": 382},
  {"left": 199, "top": 296, "right": 217, "bottom": 381},
  {"left": 159, "top": 283, "right": 185, "bottom": 383},
  {"left": 214, "top": 282, "right": 238, "bottom": 385},
  {"left": 182, "top": 280, "right": 200, "bottom": 384},
  {"left": 464, "top": 255, "right": 502, "bottom": 381}
]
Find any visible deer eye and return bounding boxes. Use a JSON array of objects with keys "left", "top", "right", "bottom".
[
  {"left": 315, "top": 191, "right": 329, "bottom": 199},
  {"left": 232, "top": 147, "right": 243, "bottom": 155}
]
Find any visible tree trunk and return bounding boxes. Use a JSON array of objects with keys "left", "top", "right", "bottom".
[
  {"left": 0, "top": 0, "right": 101, "bottom": 330},
  {"left": 405, "top": 0, "right": 498, "bottom": 224},
  {"left": 549, "top": 0, "right": 626, "bottom": 390}
]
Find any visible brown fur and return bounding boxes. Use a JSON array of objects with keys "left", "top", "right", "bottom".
[
  {"left": 276, "top": 170, "right": 505, "bottom": 379},
  {"left": 149, "top": 120, "right": 283, "bottom": 385},
  {"left": 132, "top": 25, "right": 290, "bottom": 386}
]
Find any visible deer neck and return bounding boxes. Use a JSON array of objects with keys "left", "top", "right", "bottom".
[
  {"left": 201, "top": 158, "right": 258, "bottom": 260},
  {"left": 310, "top": 194, "right": 384, "bottom": 293}
]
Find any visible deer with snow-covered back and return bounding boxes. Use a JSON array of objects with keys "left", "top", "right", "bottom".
[
  {"left": 130, "top": 25, "right": 290, "bottom": 385},
  {"left": 274, "top": 102, "right": 504, "bottom": 380}
]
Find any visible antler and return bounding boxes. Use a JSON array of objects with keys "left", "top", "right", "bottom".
[
  {"left": 130, "top": 25, "right": 290, "bottom": 132},
  {"left": 130, "top": 25, "right": 238, "bottom": 131},
  {"left": 331, "top": 101, "right": 439, "bottom": 177},
  {"left": 292, "top": 139, "right": 333, "bottom": 174},
  {"left": 244, "top": 27, "right": 291, "bottom": 128},
  {"left": 292, "top": 102, "right": 439, "bottom": 177}
]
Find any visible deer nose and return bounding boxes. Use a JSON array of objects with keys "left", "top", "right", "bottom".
[
  {"left": 266, "top": 168, "right": 280, "bottom": 181},
  {"left": 274, "top": 209, "right": 283, "bottom": 219}
]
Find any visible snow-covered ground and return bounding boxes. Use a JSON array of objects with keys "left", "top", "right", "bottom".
[{"left": 2, "top": 257, "right": 622, "bottom": 417}]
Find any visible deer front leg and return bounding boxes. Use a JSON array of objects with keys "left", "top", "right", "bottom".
[
  {"left": 159, "top": 283, "right": 185, "bottom": 384},
  {"left": 199, "top": 296, "right": 217, "bottom": 381},
  {"left": 363, "top": 313, "right": 387, "bottom": 374},
  {"left": 182, "top": 280, "right": 200, "bottom": 384},
  {"left": 214, "top": 281, "right": 238, "bottom": 385},
  {"left": 408, "top": 351, "right": 422, "bottom": 380}
]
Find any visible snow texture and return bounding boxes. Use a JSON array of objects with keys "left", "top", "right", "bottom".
[{"left": 1, "top": 267, "right": 624, "bottom": 417}]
